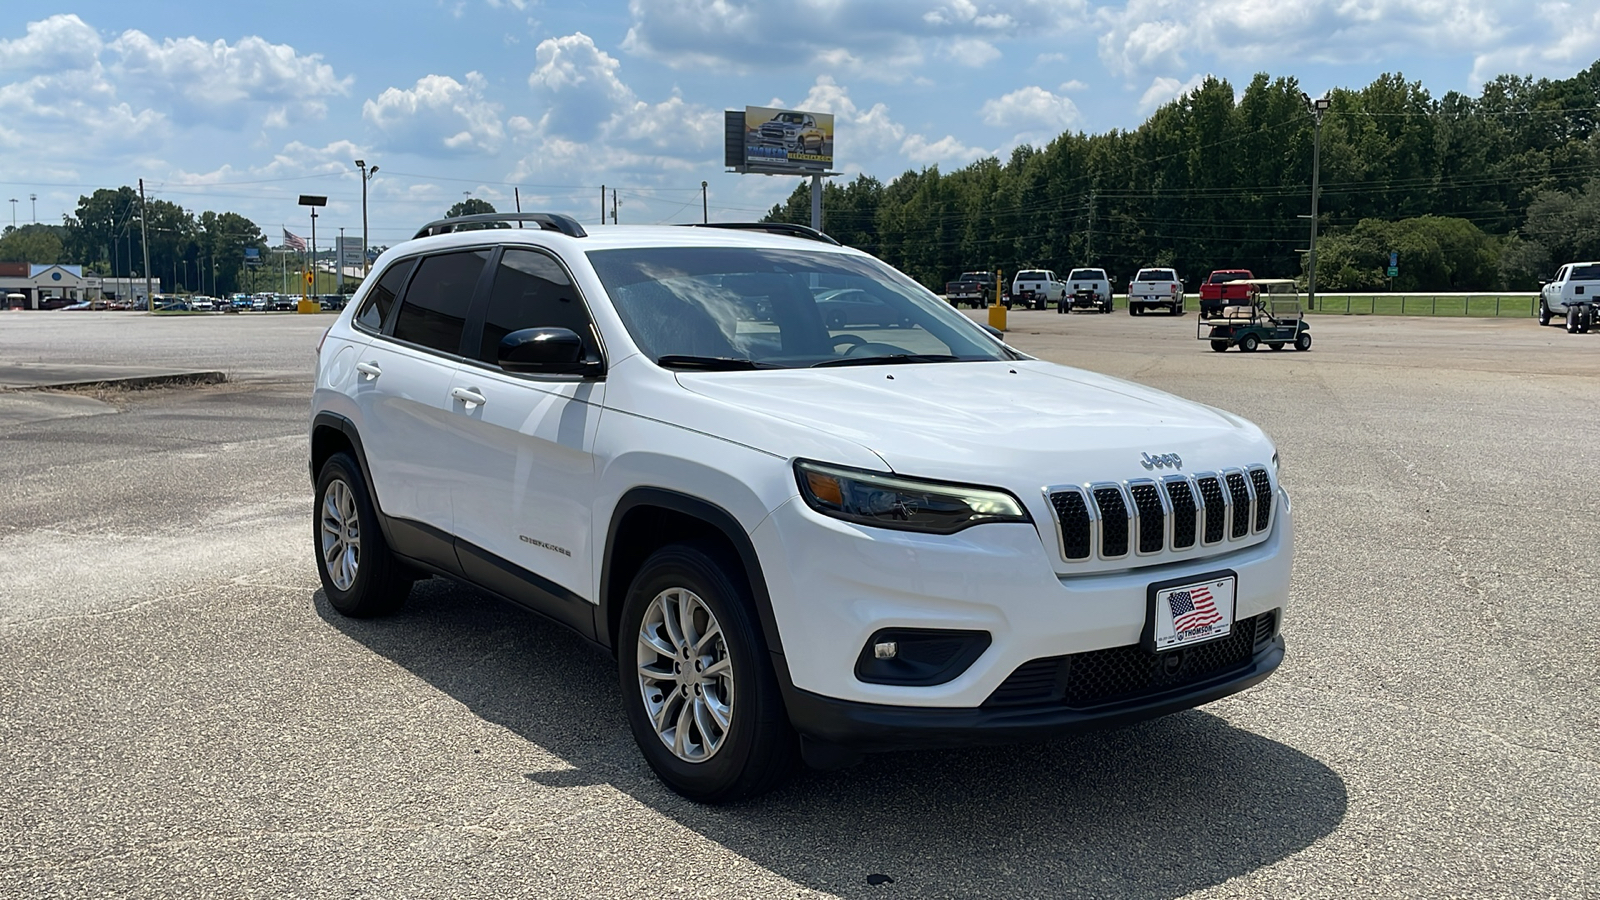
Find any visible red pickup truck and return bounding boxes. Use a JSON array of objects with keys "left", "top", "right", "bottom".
[{"left": 1198, "top": 269, "right": 1255, "bottom": 319}]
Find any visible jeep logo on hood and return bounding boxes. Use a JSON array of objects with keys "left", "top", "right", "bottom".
[{"left": 1141, "top": 452, "right": 1182, "bottom": 470}]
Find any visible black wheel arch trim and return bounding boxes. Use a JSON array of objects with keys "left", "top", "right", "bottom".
[
  {"left": 311, "top": 411, "right": 399, "bottom": 550},
  {"left": 599, "top": 488, "right": 787, "bottom": 664}
]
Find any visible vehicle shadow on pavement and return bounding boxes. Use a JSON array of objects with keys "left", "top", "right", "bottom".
[{"left": 317, "top": 579, "right": 1347, "bottom": 899}]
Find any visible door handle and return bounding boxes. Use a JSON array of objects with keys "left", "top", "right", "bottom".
[
  {"left": 355, "top": 361, "right": 382, "bottom": 379},
  {"left": 451, "top": 387, "right": 488, "bottom": 407}
]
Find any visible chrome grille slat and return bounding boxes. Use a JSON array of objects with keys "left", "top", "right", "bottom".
[
  {"left": 1046, "top": 465, "right": 1275, "bottom": 566},
  {"left": 1248, "top": 466, "right": 1273, "bottom": 533},
  {"left": 1090, "top": 484, "right": 1129, "bottom": 559}
]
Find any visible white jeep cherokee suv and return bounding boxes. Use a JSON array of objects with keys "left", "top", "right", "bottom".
[{"left": 310, "top": 214, "right": 1292, "bottom": 802}]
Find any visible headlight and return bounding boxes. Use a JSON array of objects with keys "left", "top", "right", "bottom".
[{"left": 794, "top": 460, "right": 1031, "bottom": 534}]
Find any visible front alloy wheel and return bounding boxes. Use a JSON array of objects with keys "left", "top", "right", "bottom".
[
  {"left": 637, "top": 587, "right": 734, "bottom": 763},
  {"left": 320, "top": 478, "right": 361, "bottom": 591}
]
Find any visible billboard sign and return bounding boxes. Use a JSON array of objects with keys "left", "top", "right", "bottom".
[
  {"left": 243, "top": 247, "right": 261, "bottom": 268},
  {"left": 728, "top": 106, "right": 834, "bottom": 175},
  {"left": 337, "top": 237, "right": 364, "bottom": 269}
]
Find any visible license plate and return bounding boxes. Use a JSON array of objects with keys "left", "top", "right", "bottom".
[{"left": 1146, "top": 573, "right": 1236, "bottom": 651}]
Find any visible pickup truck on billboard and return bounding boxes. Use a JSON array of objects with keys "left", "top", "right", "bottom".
[{"left": 743, "top": 106, "right": 833, "bottom": 173}]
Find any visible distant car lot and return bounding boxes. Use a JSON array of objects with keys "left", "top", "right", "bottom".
[{"left": 0, "top": 310, "right": 1595, "bottom": 897}]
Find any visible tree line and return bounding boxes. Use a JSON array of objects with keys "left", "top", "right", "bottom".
[
  {"left": 766, "top": 62, "right": 1600, "bottom": 293},
  {"left": 0, "top": 186, "right": 270, "bottom": 295}
]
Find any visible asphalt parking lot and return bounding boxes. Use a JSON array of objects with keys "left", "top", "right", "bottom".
[{"left": 1, "top": 310, "right": 1596, "bottom": 898}]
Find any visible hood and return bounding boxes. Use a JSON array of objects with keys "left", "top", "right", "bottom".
[{"left": 675, "top": 360, "right": 1272, "bottom": 489}]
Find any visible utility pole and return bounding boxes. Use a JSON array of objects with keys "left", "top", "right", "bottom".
[
  {"left": 600, "top": 185, "right": 606, "bottom": 225},
  {"left": 702, "top": 181, "right": 708, "bottom": 224},
  {"left": 139, "top": 179, "right": 152, "bottom": 308},
  {"left": 337, "top": 227, "right": 345, "bottom": 294},
  {"left": 611, "top": 189, "right": 618, "bottom": 225},
  {"left": 1305, "top": 93, "right": 1330, "bottom": 311},
  {"left": 1085, "top": 190, "right": 1096, "bottom": 261}
]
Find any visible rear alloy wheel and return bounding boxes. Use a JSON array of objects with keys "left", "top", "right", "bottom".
[
  {"left": 1239, "top": 334, "right": 1260, "bottom": 352},
  {"left": 1295, "top": 331, "right": 1313, "bottom": 351},
  {"left": 314, "top": 452, "right": 413, "bottom": 617},
  {"left": 1210, "top": 339, "right": 1230, "bottom": 352},
  {"left": 619, "top": 543, "right": 797, "bottom": 802}
]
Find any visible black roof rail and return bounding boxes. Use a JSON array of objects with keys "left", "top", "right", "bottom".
[
  {"left": 413, "top": 212, "right": 588, "bottom": 240},
  {"left": 679, "top": 222, "right": 841, "bottom": 246}
]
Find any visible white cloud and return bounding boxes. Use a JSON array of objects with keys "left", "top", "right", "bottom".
[
  {"left": 1469, "top": 2, "right": 1600, "bottom": 83},
  {"left": 622, "top": 0, "right": 1088, "bottom": 75},
  {"left": 528, "top": 32, "right": 635, "bottom": 140},
  {"left": 1058, "top": 79, "right": 1087, "bottom": 92},
  {"left": 1096, "top": 0, "right": 1511, "bottom": 79},
  {"left": 363, "top": 73, "right": 505, "bottom": 156},
  {"left": 901, "top": 132, "right": 988, "bottom": 166},
  {"left": 109, "top": 30, "right": 350, "bottom": 124},
  {"left": 981, "top": 85, "right": 1081, "bottom": 130},
  {"left": 1137, "top": 73, "right": 1207, "bottom": 113},
  {"left": 0, "top": 13, "right": 102, "bottom": 74}
]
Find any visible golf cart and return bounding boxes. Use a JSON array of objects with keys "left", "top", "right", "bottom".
[{"left": 1198, "top": 279, "right": 1311, "bottom": 352}]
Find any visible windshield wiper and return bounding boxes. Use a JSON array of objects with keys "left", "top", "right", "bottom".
[
  {"left": 811, "top": 354, "right": 965, "bottom": 368},
  {"left": 656, "top": 355, "right": 778, "bottom": 371}
]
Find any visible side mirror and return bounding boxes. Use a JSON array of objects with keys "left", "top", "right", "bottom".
[{"left": 498, "top": 327, "right": 600, "bottom": 376}]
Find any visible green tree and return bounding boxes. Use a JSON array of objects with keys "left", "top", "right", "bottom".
[
  {"left": 446, "top": 198, "right": 497, "bottom": 218},
  {"left": 0, "top": 224, "right": 65, "bottom": 264}
]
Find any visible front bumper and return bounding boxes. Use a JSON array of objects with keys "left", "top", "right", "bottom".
[{"left": 785, "top": 636, "right": 1285, "bottom": 751}]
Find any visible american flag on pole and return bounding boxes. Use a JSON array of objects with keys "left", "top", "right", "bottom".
[
  {"left": 282, "top": 229, "right": 307, "bottom": 252},
  {"left": 1168, "top": 587, "right": 1221, "bottom": 633}
]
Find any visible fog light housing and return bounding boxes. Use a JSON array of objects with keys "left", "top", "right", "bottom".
[{"left": 854, "top": 629, "right": 991, "bottom": 686}]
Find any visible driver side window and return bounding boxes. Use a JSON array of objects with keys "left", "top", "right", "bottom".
[{"left": 477, "top": 249, "right": 599, "bottom": 364}]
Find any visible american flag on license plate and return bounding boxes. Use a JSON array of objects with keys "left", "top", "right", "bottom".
[{"left": 1168, "top": 587, "right": 1221, "bottom": 633}]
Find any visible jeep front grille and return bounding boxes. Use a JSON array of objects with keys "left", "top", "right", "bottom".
[{"left": 1047, "top": 466, "right": 1274, "bottom": 564}]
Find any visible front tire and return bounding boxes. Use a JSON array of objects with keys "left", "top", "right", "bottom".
[
  {"left": 1538, "top": 300, "right": 1551, "bottom": 326},
  {"left": 619, "top": 543, "right": 797, "bottom": 803},
  {"left": 1295, "top": 331, "right": 1312, "bottom": 351},
  {"left": 314, "top": 452, "right": 413, "bottom": 617}
]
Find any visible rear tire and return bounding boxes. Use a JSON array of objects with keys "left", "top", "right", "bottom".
[
  {"left": 618, "top": 543, "right": 798, "bottom": 803},
  {"left": 1239, "top": 334, "right": 1260, "bottom": 353},
  {"left": 314, "top": 452, "right": 413, "bottom": 617}
]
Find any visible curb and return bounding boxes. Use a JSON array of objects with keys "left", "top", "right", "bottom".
[{"left": 1, "top": 371, "right": 228, "bottom": 393}]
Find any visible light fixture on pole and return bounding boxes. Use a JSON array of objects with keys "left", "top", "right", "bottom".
[
  {"left": 299, "top": 194, "right": 328, "bottom": 299},
  {"left": 355, "top": 160, "right": 378, "bottom": 275},
  {"left": 1302, "top": 92, "right": 1330, "bottom": 311}
]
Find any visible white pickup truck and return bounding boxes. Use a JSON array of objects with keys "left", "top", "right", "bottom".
[
  {"left": 1127, "top": 267, "right": 1185, "bottom": 316},
  {"left": 1064, "top": 268, "right": 1113, "bottom": 313},
  {"left": 1011, "top": 269, "right": 1067, "bottom": 310},
  {"left": 1539, "top": 262, "right": 1600, "bottom": 331}
]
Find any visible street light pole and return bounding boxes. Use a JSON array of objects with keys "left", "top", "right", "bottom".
[
  {"left": 29, "top": 194, "right": 37, "bottom": 223},
  {"left": 7, "top": 199, "right": 14, "bottom": 229},
  {"left": 355, "top": 159, "right": 377, "bottom": 276}
]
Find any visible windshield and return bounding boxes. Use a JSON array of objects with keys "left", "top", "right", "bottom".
[
  {"left": 1208, "top": 272, "right": 1247, "bottom": 284},
  {"left": 588, "top": 247, "right": 1017, "bottom": 369},
  {"left": 1136, "top": 270, "right": 1173, "bottom": 281},
  {"left": 1068, "top": 269, "right": 1105, "bottom": 280}
]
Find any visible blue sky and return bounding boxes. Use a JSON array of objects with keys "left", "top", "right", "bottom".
[{"left": 3, "top": 1, "right": 1597, "bottom": 249}]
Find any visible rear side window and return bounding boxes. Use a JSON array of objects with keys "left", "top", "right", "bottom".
[
  {"left": 355, "top": 258, "right": 417, "bottom": 332},
  {"left": 391, "top": 250, "right": 490, "bottom": 355},
  {"left": 477, "top": 249, "right": 597, "bottom": 363}
]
